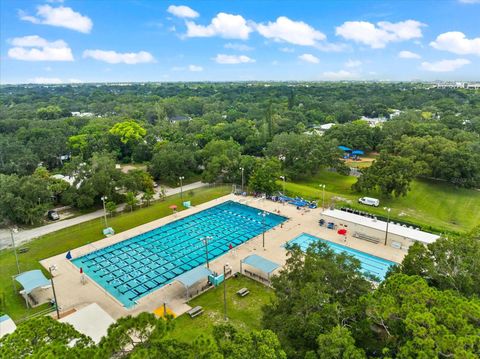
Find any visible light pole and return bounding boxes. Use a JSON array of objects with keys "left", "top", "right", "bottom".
[
  {"left": 240, "top": 167, "right": 244, "bottom": 193},
  {"left": 49, "top": 265, "right": 60, "bottom": 319},
  {"left": 319, "top": 184, "right": 326, "bottom": 210},
  {"left": 223, "top": 263, "right": 230, "bottom": 321},
  {"left": 280, "top": 176, "right": 286, "bottom": 194},
  {"left": 383, "top": 207, "right": 391, "bottom": 246},
  {"left": 179, "top": 176, "right": 185, "bottom": 200},
  {"left": 101, "top": 196, "right": 108, "bottom": 228},
  {"left": 201, "top": 236, "right": 212, "bottom": 268},
  {"left": 10, "top": 227, "right": 20, "bottom": 274},
  {"left": 258, "top": 211, "right": 268, "bottom": 249}
]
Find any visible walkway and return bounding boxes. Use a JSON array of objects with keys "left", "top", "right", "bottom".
[{"left": 0, "top": 182, "right": 207, "bottom": 250}]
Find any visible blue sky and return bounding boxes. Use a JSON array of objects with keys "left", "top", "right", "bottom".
[{"left": 1, "top": 0, "right": 479, "bottom": 83}]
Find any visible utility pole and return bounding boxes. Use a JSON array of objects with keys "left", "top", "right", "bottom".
[
  {"left": 49, "top": 265, "right": 60, "bottom": 319},
  {"left": 258, "top": 211, "right": 268, "bottom": 249},
  {"left": 384, "top": 207, "right": 391, "bottom": 246},
  {"left": 319, "top": 184, "right": 326, "bottom": 210},
  {"left": 10, "top": 227, "right": 20, "bottom": 274},
  {"left": 240, "top": 167, "right": 244, "bottom": 193},
  {"left": 280, "top": 176, "right": 286, "bottom": 193},
  {"left": 179, "top": 176, "right": 185, "bottom": 200},
  {"left": 223, "top": 263, "right": 229, "bottom": 321},
  {"left": 101, "top": 196, "right": 108, "bottom": 228},
  {"left": 201, "top": 236, "right": 212, "bottom": 268}
]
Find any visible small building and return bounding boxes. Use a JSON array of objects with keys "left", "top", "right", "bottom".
[
  {"left": 169, "top": 115, "right": 192, "bottom": 124},
  {"left": 59, "top": 303, "right": 115, "bottom": 344},
  {"left": 0, "top": 314, "right": 16, "bottom": 339},
  {"left": 320, "top": 209, "right": 439, "bottom": 250}
]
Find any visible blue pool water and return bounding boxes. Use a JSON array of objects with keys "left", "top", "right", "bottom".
[
  {"left": 286, "top": 233, "right": 396, "bottom": 281},
  {"left": 72, "top": 201, "right": 286, "bottom": 307}
]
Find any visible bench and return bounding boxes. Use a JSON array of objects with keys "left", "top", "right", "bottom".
[
  {"left": 187, "top": 306, "right": 204, "bottom": 318},
  {"left": 236, "top": 287, "right": 250, "bottom": 297},
  {"left": 353, "top": 232, "right": 380, "bottom": 244}
]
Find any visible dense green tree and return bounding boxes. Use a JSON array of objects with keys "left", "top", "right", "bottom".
[
  {"left": 357, "top": 274, "right": 480, "bottom": 358},
  {"left": 149, "top": 142, "right": 197, "bottom": 183},
  {"left": 0, "top": 316, "right": 94, "bottom": 358},
  {"left": 36, "top": 105, "right": 62, "bottom": 120},
  {"left": 396, "top": 235, "right": 480, "bottom": 297},
  {"left": 248, "top": 157, "right": 281, "bottom": 194},
  {"left": 313, "top": 326, "right": 366, "bottom": 359},
  {"left": 262, "top": 241, "right": 372, "bottom": 358},
  {"left": 324, "top": 120, "right": 379, "bottom": 151},
  {"left": 109, "top": 120, "right": 147, "bottom": 145},
  {"left": 352, "top": 152, "right": 419, "bottom": 197},
  {"left": 201, "top": 139, "right": 242, "bottom": 183}
]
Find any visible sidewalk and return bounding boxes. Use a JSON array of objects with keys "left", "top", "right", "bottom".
[{"left": 0, "top": 181, "right": 207, "bottom": 250}]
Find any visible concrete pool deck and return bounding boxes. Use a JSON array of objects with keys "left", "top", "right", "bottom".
[{"left": 41, "top": 194, "right": 407, "bottom": 320}]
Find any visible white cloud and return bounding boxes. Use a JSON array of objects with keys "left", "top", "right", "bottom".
[
  {"left": 322, "top": 70, "right": 358, "bottom": 80},
  {"left": 19, "top": 5, "right": 93, "bottom": 33},
  {"left": 344, "top": 59, "right": 362, "bottom": 68},
  {"left": 257, "top": 16, "right": 325, "bottom": 46},
  {"left": 430, "top": 32, "right": 480, "bottom": 56},
  {"left": 336, "top": 20, "right": 424, "bottom": 48},
  {"left": 398, "top": 50, "right": 421, "bottom": 59},
  {"left": 167, "top": 5, "right": 199, "bottom": 18},
  {"left": 214, "top": 54, "right": 255, "bottom": 64},
  {"left": 8, "top": 35, "right": 74, "bottom": 61},
  {"left": 298, "top": 53, "right": 319, "bottom": 64},
  {"left": 68, "top": 78, "right": 82, "bottom": 83},
  {"left": 279, "top": 47, "right": 295, "bottom": 53},
  {"left": 186, "top": 13, "right": 252, "bottom": 39},
  {"left": 83, "top": 50, "right": 155, "bottom": 64},
  {"left": 420, "top": 58, "right": 470, "bottom": 72},
  {"left": 224, "top": 42, "right": 253, "bottom": 51},
  {"left": 188, "top": 64, "right": 203, "bottom": 72},
  {"left": 458, "top": 0, "right": 480, "bottom": 3}
]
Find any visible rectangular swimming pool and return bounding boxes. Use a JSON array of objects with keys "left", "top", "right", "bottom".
[
  {"left": 72, "top": 201, "right": 287, "bottom": 307},
  {"left": 286, "top": 233, "right": 397, "bottom": 281}
]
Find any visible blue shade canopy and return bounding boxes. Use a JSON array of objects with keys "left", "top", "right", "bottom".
[
  {"left": 338, "top": 146, "right": 352, "bottom": 152},
  {"left": 241, "top": 254, "right": 280, "bottom": 274},
  {"left": 15, "top": 270, "right": 51, "bottom": 294},
  {"left": 176, "top": 266, "right": 213, "bottom": 288},
  {"left": 352, "top": 150, "right": 364, "bottom": 155}
]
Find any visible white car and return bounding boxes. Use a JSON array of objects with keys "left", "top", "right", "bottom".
[{"left": 358, "top": 197, "right": 380, "bottom": 207}]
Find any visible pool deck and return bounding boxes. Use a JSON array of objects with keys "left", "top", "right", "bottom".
[{"left": 41, "top": 194, "right": 407, "bottom": 320}]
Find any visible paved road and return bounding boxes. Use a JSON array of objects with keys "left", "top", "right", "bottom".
[{"left": 0, "top": 181, "right": 208, "bottom": 250}]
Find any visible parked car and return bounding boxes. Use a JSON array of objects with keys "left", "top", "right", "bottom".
[
  {"left": 358, "top": 197, "right": 380, "bottom": 207},
  {"left": 47, "top": 210, "right": 60, "bottom": 221}
]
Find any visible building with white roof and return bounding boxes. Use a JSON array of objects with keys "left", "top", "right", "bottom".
[{"left": 321, "top": 209, "right": 440, "bottom": 250}]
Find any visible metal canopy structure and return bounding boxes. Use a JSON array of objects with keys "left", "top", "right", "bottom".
[
  {"left": 175, "top": 266, "right": 213, "bottom": 298},
  {"left": 15, "top": 270, "right": 51, "bottom": 295},
  {"left": 240, "top": 254, "right": 280, "bottom": 278}
]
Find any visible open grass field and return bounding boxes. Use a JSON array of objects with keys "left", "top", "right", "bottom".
[
  {"left": 282, "top": 171, "right": 480, "bottom": 234},
  {"left": 0, "top": 185, "right": 230, "bottom": 321},
  {"left": 170, "top": 275, "right": 272, "bottom": 343}
]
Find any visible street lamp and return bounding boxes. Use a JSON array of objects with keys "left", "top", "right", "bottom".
[
  {"left": 319, "top": 184, "right": 326, "bottom": 210},
  {"left": 101, "top": 196, "right": 108, "bottom": 228},
  {"left": 280, "top": 176, "right": 286, "bottom": 194},
  {"left": 223, "top": 263, "right": 230, "bottom": 321},
  {"left": 258, "top": 211, "right": 268, "bottom": 249},
  {"left": 179, "top": 176, "right": 185, "bottom": 199},
  {"left": 240, "top": 167, "right": 244, "bottom": 193},
  {"left": 49, "top": 265, "right": 60, "bottom": 319},
  {"left": 10, "top": 227, "right": 20, "bottom": 274},
  {"left": 383, "top": 207, "right": 391, "bottom": 246},
  {"left": 200, "top": 236, "right": 212, "bottom": 268}
]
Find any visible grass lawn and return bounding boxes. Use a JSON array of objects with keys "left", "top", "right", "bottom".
[
  {"left": 0, "top": 185, "right": 230, "bottom": 322},
  {"left": 282, "top": 171, "right": 480, "bottom": 234},
  {"left": 170, "top": 275, "right": 272, "bottom": 343}
]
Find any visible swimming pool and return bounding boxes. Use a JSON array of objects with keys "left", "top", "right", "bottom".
[
  {"left": 72, "top": 201, "right": 287, "bottom": 307},
  {"left": 286, "top": 233, "right": 396, "bottom": 280}
]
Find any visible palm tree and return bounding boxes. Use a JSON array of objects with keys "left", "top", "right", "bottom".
[
  {"left": 125, "top": 192, "right": 138, "bottom": 212},
  {"left": 142, "top": 189, "right": 154, "bottom": 207}
]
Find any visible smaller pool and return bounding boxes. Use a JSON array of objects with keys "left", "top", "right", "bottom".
[{"left": 286, "top": 233, "right": 397, "bottom": 281}]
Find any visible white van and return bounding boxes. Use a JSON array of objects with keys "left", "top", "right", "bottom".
[{"left": 358, "top": 197, "right": 380, "bottom": 207}]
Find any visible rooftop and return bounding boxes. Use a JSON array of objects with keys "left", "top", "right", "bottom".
[{"left": 322, "top": 209, "right": 440, "bottom": 244}]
